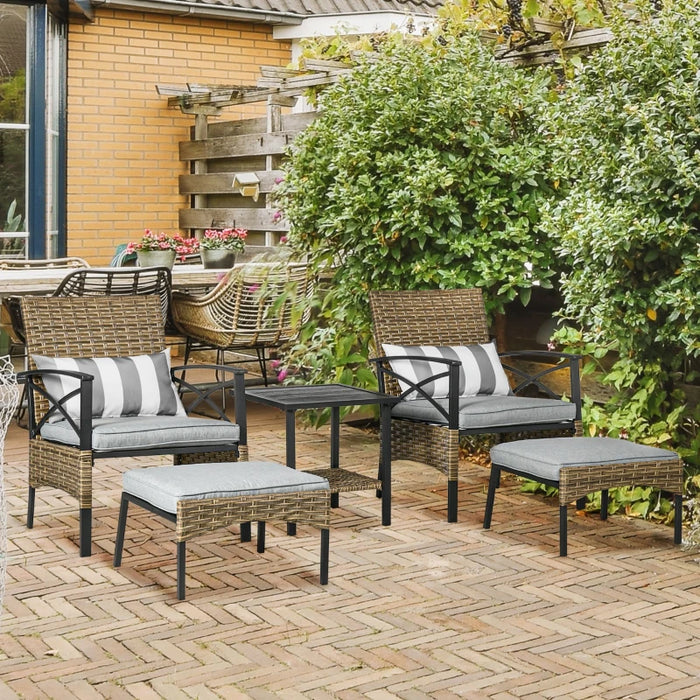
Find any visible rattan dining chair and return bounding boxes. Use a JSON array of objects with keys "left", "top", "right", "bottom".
[
  {"left": 19, "top": 295, "right": 247, "bottom": 557},
  {"left": 53, "top": 266, "right": 173, "bottom": 329},
  {"left": 171, "top": 261, "right": 313, "bottom": 384},
  {"left": 369, "top": 289, "right": 583, "bottom": 522}
]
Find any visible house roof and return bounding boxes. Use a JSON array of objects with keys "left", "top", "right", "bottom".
[
  {"left": 169, "top": 0, "right": 441, "bottom": 18},
  {"left": 84, "top": 0, "right": 441, "bottom": 25}
]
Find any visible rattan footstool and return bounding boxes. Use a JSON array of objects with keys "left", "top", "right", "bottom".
[
  {"left": 483, "top": 437, "right": 683, "bottom": 556},
  {"left": 114, "top": 461, "right": 331, "bottom": 600}
]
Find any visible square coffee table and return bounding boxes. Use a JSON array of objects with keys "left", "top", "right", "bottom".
[{"left": 246, "top": 384, "right": 399, "bottom": 531}]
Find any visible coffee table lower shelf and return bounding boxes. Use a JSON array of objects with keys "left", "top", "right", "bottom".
[{"left": 305, "top": 468, "right": 381, "bottom": 496}]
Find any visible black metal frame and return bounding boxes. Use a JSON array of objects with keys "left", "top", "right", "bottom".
[{"left": 20, "top": 363, "right": 247, "bottom": 454}]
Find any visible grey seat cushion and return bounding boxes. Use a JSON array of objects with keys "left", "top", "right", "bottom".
[
  {"left": 490, "top": 437, "right": 679, "bottom": 482},
  {"left": 124, "top": 461, "right": 330, "bottom": 514},
  {"left": 40, "top": 415, "right": 240, "bottom": 452},
  {"left": 392, "top": 395, "right": 577, "bottom": 430}
]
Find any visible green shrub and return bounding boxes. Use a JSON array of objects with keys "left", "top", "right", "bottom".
[
  {"left": 276, "top": 31, "right": 561, "bottom": 394},
  {"left": 543, "top": 1, "right": 700, "bottom": 469}
]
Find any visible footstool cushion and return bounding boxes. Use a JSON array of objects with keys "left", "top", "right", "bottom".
[
  {"left": 114, "top": 461, "right": 331, "bottom": 600},
  {"left": 123, "top": 461, "right": 330, "bottom": 514},
  {"left": 484, "top": 437, "right": 683, "bottom": 556}
]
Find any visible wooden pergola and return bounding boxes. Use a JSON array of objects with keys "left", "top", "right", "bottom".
[{"left": 157, "top": 59, "right": 351, "bottom": 244}]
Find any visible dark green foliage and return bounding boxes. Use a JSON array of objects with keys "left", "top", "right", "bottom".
[
  {"left": 544, "top": 2, "right": 700, "bottom": 467},
  {"left": 276, "top": 33, "right": 560, "bottom": 390}
]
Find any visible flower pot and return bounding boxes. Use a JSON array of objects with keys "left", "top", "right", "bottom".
[
  {"left": 201, "top": 249, "right": 237, "bottom": 269},
  {"left": 136, "top": 249, "right": 176, "bottom": 269}
]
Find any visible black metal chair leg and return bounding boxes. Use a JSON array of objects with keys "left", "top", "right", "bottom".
[
  {"left": 113, "top": 494, "right": 129, "bottom": 567},
  {"left": 600, "top": 490, "right": 609, "bottom": 520},
  {"left": 674, "top": 494, "right": 683, "bottom": 545},
  {"left": 240, "top": 521, "right": 251, "bottom": 542},
  {"left": 257, "top": 348, "right": 268, "bottom": 385},
  {"left": 320, "top": 528, "right": 329, "bottom": 585},
  {"left": 27, "top": 486, "right": 35, "bottom": 528},
  {"left": 79, "top": 508, "right": 92, "bottom": 557},
  {"left": 257, "top": 521, "right": 266, "bottom": 553},
  {"left": 177, "top": 541, "right": 186, "bottom": 600},
  {"left": 483, "top": 466, "right": 500, "bottom": 529},
  {"left": 559, "top": 505, "right": 568, "bottom": 556},
  {"left": 447, "top": 479, "right": 458, "bottom": 522}
]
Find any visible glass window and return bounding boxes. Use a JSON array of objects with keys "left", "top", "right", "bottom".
[{"left": 0, "top": 3, "right": 27, "bottom": 258}]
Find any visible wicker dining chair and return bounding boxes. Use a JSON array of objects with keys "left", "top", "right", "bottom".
[
  {"left": 171, "top": 261, "right": 313, "bottom": 384},
  {"left": 369, "top": 289, "right": 583, "bottom": 522},
  {"left": 53, "top": 266, "right": 173, "bottom": 329},
  {"left": 19, "top": 295, "right": 247, "bottom": 557}
]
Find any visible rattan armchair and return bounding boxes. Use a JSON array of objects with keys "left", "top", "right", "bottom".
[
  {"left": 171, "top": 261, "right": 313, "bottom": 383},
  {"left": 369, "top": 289, "right": 582, "bottom": 522},
  {"left": 19, "top": 295, "right": 247, "bottom": 557}
]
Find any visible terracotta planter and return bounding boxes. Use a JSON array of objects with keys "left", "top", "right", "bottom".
[
  {"left": 136, "top": 249, "right": 176, "bottom": 269},
  {"left": 201, "top": 248, "right": 237, "bottom": 269}
]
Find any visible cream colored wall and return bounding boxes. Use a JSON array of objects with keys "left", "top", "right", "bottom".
[{"left": 66, "top": 8, "right": 291, "bottom": 264}]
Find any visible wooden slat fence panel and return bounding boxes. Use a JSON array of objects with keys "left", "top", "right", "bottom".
[
  {"left": 179, "top": 207, "right": 287, "bottom": 232},
  {"left": 180, "top": 132, "right": 296, "bottom": 161},
  {"left": 179, "top": 170, "right": 285, "bottom": 195}
]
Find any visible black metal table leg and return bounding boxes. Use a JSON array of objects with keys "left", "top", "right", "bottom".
[
  {"left": 330, "top": 406, "right": 340, "bottom": 508},
  {"left": 380, "top": 402, "right": 391, "bottom": 525},
  {"left": 286, "top": 409, "right": 297, "bottom": 536}
]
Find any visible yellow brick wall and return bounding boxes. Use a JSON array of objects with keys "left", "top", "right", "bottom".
[{"left": 66, "top": 8, "right": 291, "bottom": 264}]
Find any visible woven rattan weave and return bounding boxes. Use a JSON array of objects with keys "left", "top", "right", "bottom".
[
  {"left": 171, "top": 261, "right": 313, "bottom": 383},
  {"left": 304, "top": 468, "right": 382, "bottom": 494},
  {"left": 369, "top": 289, "right": 582, "bottom": 523},
  {"left": 20, "top": 295, "right": 245, "bottom": 557},
  {"left": 176, "top": 489, "right": 331, "bottom": 541}
]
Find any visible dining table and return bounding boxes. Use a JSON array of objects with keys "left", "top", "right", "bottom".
[{"left": 0, "top": 264, "right": 225, "bottom": 296}]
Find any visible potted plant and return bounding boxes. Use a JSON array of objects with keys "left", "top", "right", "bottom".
[
  {"left": 126, "top": 229, "right": 199, "bottom": 269},
  {"left": 199, "top": 227, "right": 247, "bottom": 269}
]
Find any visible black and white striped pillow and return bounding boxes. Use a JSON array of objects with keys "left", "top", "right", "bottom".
[
  {"left": 381, "top": 342, "right": 511, "bottom": 399},
  {"left": 32, "top": 348, "right": 185, "bottom": 421}
]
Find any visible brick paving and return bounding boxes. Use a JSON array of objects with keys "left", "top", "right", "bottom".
[{"left": 2, "top": 403, "right": 700, "bottom": 699}]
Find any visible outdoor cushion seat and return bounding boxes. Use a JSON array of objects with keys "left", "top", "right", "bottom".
[
  {"left": 391, "top": 395, "right": 577, "bottom": 431},
  {"left": 123, "top": 461, "right": 330, "bottom": 514},
  {"left": 40, "top": 415, "right": 241, "bottom": 453}
]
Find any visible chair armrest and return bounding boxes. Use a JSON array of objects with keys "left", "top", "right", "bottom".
[
  {"left": 17, "top": 368, "right": 94, "bottom": 446},
  {"left": 369, "top": 355, "right": 461, "bottom": 428},
  {"left": 171, "top": 364, "right": 247, "bottom": 446},
  {"left": 498, "top": 350, "right": 582, "bottom": 419}
]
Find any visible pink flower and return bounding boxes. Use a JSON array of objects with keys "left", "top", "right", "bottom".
[
  {"left": 272, "top": 210, "right": 282, "bottom": 222},
  {"left": 274, "top": 176, "right": 284, "bottom": 185},
  {"left": 547, "top": 340, "right": 557, "bottom": 351},
  {"left": 279, "top": 235, "right": 288, "bottom": 244},
  {"left": 270, "top": 359, "right": 281, "bottom": 369},
  {"left": 277, "top": 368, "right": 288, "bottom": 382}
]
